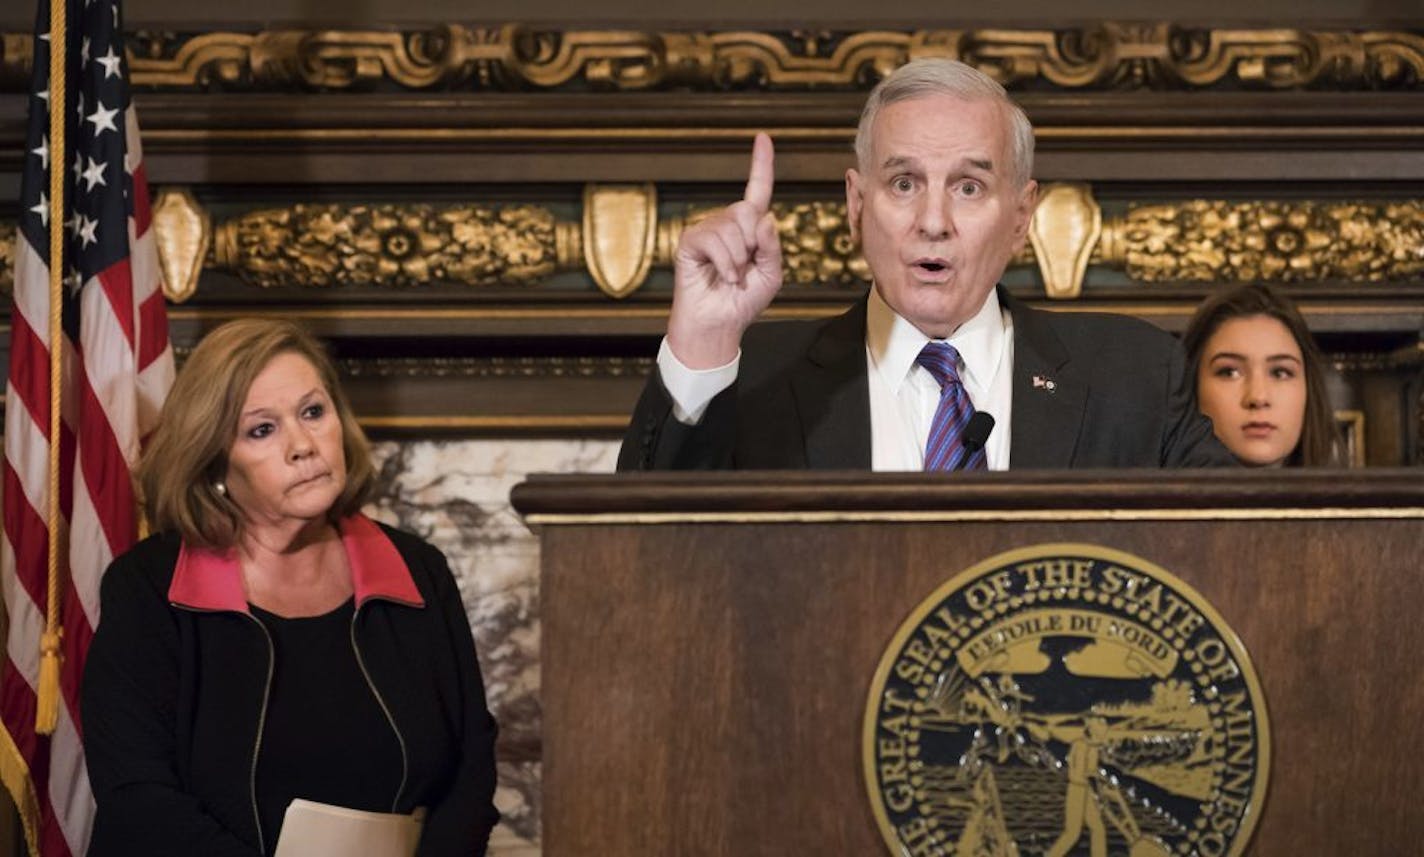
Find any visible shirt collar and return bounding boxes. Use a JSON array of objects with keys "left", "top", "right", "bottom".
[
  {"left": 168, "top": 513, "right": 426, "bottom": 613},
  {"left": 866, "top": 285, "right": 1007, "bottom": 396}
]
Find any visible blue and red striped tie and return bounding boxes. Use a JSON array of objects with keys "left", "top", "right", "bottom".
[{"left": 917, "top": 341, "right": 987, "bottom": 471}]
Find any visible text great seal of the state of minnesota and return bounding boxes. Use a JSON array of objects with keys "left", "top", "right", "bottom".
[{"left": 864, "top": 543, "right": 1269, "bottom": 857}]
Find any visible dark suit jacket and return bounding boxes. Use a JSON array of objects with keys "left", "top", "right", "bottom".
[{"left": 619, "top": 287, "right": 1234, "bottom": 470}]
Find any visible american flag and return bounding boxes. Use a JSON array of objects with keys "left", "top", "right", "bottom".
[{"left": 2, "top": 0, "right": 173, "bottom": 854}]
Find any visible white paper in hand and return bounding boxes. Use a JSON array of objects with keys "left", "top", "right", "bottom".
[{"left": 274, "top": 799, "right": 424, "bottom": 857}]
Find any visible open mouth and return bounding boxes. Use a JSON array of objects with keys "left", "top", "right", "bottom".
[{"left": 911, "top": 258, "right": 953, "bottom": 280}]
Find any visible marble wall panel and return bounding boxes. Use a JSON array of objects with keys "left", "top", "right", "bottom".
[{"left": 367, "top": 439, "right": 620, "bottom": 855}]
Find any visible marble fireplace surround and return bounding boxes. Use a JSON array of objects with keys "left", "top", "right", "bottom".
[{"left": 367, "top": 439, "right": 620, "bottom": 856}]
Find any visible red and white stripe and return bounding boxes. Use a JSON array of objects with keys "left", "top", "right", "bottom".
[{"left": 2, "top": 103, "right": 172, "bottom": 857}]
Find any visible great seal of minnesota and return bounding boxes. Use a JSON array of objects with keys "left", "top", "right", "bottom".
[{"left": 863, "top": 543, "right": 1269, "bottom": 857}]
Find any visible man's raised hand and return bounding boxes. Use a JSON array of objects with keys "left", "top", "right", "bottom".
[{"left": 667, "top": 133, "right": 784, "bottom": 369}]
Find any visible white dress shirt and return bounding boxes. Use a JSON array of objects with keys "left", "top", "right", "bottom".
[
  {"left": 864, "top": 287, "right": 1013, "bottom": 471},
  {"left": 656, "top": 286, "right": 1015, "bottom": 471}
]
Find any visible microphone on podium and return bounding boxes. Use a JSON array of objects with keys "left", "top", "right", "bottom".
[{"left": 959, "top": 412, "right": 995, "bottom": 469}]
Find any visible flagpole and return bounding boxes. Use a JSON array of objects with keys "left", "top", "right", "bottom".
[{"left": 37, "top": 0, "right": 69, "bottom": 737}]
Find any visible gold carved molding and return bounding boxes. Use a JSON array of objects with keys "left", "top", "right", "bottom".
[
  {"left": 0, "top": 222, "right": 15, "bottom": 294},
  {"left": 4, "top": 190, "right": 1422, "bottom": 301},
  {"left": 171, "top": 347, "right": 655, "bottom": 380},
  {"left": 337, "top": 355, "right": 654, "bottom": 380},
  {"left": 151, "top": 189, "right": 211, "bottom": 302},
  {"left": 1098, "top": 201, "right": 1424, "bottom": 283},
  {"left": 1, "top": 33, "right": 30, "bottom": 88},
  {"left": 3, "top": 25, "right": 1421, "bottom": 92},
  {"left": 582, "top": 184, "right": 659, "bottom": 298},
  {"left": 210, "top": 200, "right": 572, "bottom": 289},
  {"left": 1028, "top": 184, "right": 1101, "bottom": 299}
]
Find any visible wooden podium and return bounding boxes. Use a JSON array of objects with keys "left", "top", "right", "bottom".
[{"left": 512, "top": 470, "right": 1423, "bottom": 856}]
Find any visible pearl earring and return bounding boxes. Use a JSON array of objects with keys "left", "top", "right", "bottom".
[{"left": 214, "top": 481, "right": 227, "bottom": 496}]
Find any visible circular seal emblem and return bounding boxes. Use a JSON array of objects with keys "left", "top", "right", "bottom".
[{"left": 864, "top": 543, "right": 1269, "bottom": 857}]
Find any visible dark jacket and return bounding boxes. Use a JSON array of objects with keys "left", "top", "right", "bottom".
[
  {"left": 619, "top": 287, "right": 1234, "bottom": 470},
  {"left": 81, "top": 515, "right": 499, "bottom": 857}
]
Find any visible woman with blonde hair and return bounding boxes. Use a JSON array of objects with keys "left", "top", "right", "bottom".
[{"left": 82, "top": 319, "right": 498, "bottom": 856}]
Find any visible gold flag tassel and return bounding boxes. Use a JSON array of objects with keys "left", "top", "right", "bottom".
[
  {"left": 34, "top": 631, "right": 63, "bottom": 735},
  {"left": 36, "top": 0, "right": 70, "bottom": 737}
]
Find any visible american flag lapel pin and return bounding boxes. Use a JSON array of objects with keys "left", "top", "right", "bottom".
[{"left": 1032, "top": 374, "right": 1057, "bottom": 392}]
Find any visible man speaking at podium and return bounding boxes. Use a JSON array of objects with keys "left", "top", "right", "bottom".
[{"left": 618, "top": 59, "right": 1232, "bottom": 472}]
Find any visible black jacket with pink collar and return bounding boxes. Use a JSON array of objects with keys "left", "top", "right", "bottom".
[{"left": 81, "top": 515, "right": 499, "bottom": 857}]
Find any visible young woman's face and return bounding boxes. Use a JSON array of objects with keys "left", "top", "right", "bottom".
[{"left": 1196, "top": 315, "right": 1308, "bottom": 467}]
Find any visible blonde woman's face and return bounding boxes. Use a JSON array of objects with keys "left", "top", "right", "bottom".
[
  {"left": 1196, "top": 315, "right": 1307, "bottom": 467},
  {"left": 224, "top": 352, "right": 347, "bottom": 531}
]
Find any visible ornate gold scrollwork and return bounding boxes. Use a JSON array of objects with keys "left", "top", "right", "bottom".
[
  {"left": 246, "top": 27, "right": 512, "bottom": 89},
  {"left": 106, "top": 189, "right": 1421, "bottom": 300},
  {"left": 665, "top": 200, "right": 871, "bottom": 286},
  {"left": 4, "top": 25, "right": 1402, "bottom": 91},
  {"left": 125, "top": 28, "right": 492, "bottom": 89},
  {"left": 771, "top": 202, "right": 870, "bottom": 285},
  {"left": 1097, "top": 200, "right": 1424, "bottom": 282},
  {"left": 211, "top": 202, "right": 566, "bottom": 289},
  {"left": 127, "top": 31, "right": 256, "bottom": 88},
  {"left": 1173, "top": 29, "right": 1424, "bottom": 88}
]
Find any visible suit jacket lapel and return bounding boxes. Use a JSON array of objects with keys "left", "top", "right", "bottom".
[
  {"left": 792, "top": 298, "right": 872, "bottom": 469},
  {"left": 1004, "top": 288, "right": 1088, "bottom": 468}
]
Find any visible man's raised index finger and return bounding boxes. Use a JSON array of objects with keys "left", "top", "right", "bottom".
[{"left": 742, "top": 132, "right": 775, "bottom": 212}]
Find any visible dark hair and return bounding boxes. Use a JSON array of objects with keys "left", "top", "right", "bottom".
[
  {"left": 1182, "top": 284, "right": 1342, "bottom": 467},
  {"left": 140, "top": 319, "right": 376, "bottom": 548}
]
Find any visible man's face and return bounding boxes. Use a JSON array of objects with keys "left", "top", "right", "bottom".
[{"left": 845, "top": 94, "right": 1038, "bottom": 339}]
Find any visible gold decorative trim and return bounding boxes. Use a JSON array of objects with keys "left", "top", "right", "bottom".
[
  {"left": 166, "top": 306, "right": 675, "bottom": 320},
  {"left": 210, "top": 201, "right": 561, "bottom": 289},
  {"left": 0, "top": 221, "right": 16, "bottom": 294},
  {"left": 774, "top": 202, "right": 869, "bottom": 286},
  {"left": 0, "top": 719, "right": 41, "bottom": 857},
  {"left": 1098, "top": 200, "right": 1424, "bottom": 283},
  {"left": 150, "top": 189, "right": 210, "bottom": 303},
  {"left": 522, "top": 507, "right": 1424, "bottom": 525},
  {"left": 583, "top": 184, "right": 658, "bottom": 298},
  {"left": 132, "top": 126, "right": 1424, "bottom": 144},
  {"left": 1329, "top": 349, "right": 1424, "bottom": 372},
  {"left": 7, "top": 187, "right": 1424, "bottom": 300},
  {"left": 3, "top": 25, "right": 1406, "bottom": 92},
  {"left": 0, "top": 32, "right": 30, "bottom": 89},
  {"left": 336, "top": 355, "right": 652, "bottom": 380},
  {"left": 358, "top": 415, "right": 629, "bottom": 431},
  {"left": 9, "top": 189, "right": 1424, "bottom": 297},
  {"left": 1334, "top": 409, "right": 1367, "bottom": 468},
  {"left": 174, "top": 350, "right": 655, "bottom": 381},
  {"left": 1028, "top": 183, "right": 1101, "bottom": 299}
]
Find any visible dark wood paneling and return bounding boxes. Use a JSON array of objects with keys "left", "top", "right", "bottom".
[
  {"left": 2, "top": 22, "right": 1421, "bottom": 456},
  {"left": 525, "top": 472, "right": 1424, "bottom": 855}
]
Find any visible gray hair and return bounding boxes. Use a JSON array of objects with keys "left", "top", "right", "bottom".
[{"left": 854, "top": 59, "right": 1035, "bottom": 187}]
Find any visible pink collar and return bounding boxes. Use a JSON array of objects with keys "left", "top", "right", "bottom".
[{"left": 168, "top": 514, "right": 426, "bottom": 613}]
